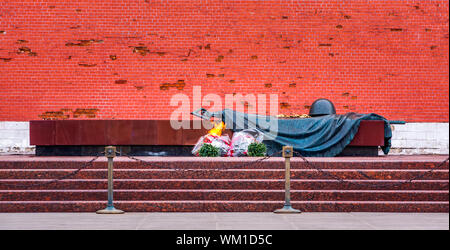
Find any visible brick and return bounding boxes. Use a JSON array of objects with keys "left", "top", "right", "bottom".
[{"left": 0, "top": 0, "right": 448, "bottom": 123}]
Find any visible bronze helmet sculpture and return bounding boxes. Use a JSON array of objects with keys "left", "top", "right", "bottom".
[{"left": 309, "top": 98, "right": 336, "bottom": 117}]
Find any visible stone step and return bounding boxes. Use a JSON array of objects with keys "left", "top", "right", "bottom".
[
  {"left": 0, "top": 200, "right": 447, "bottom": 213},
  {"left": 1, "top": 157, "right": 448, "bottom": 170},
  {"left": 0, "top": 189, "right": 447, "bottom": 202},
  {"left": 0, "top": 156, "right": 447, "bottom": 212},
  {"left": 0, "top": 169, "right": 447, "bottom": 180},
  {"left": 0, "top": 179, "right": 448, "bottom": 190}
]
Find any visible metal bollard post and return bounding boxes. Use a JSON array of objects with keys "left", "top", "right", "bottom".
[
  {"left": 274, "top": 146, "right": 301, "bottom": 214},
  {"left": 96, "top": 146, "right": 124, "bottom": 214}
]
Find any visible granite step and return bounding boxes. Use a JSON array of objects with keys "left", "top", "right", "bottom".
[
  {"left": 0, "top": 189, "right": 448, "bottom": 202},
  {"left": 0, "top": 200, "right": 447, "bottom": 213},
  {"left": 0, "top": 179, "right": 448, "bottom": 191},
  {"left": 0, "top": 169, "right": 447, "bottom": 180},
  {"left": 0, "top": 156, "right": 448, "bottom": 212},
  {"left": 1, "top": 159, "right": 448, "bottom": 170}
]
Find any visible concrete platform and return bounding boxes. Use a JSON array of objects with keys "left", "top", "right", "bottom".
[{"left": 0, "top": 212, "right": 448, "bottom": 230}]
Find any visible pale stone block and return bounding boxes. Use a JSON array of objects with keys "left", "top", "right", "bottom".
[
  {"left": 0, "top": 139, "right": 16, "bottom": 147},
  {"left": 0, "top": 122, "right": 29, "bottom": 130},
  {"left": 391, "top": 124, "right": 407, "bottom": 132},
  {"left": 0, "top": 130, "right": 29, "bottom": 139},
  {"left": 391, "top": 139, "right": 409, "bottom": 148}
]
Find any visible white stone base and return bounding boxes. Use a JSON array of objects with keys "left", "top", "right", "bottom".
[
  {"left": 384, "top": 122, "right": 449, "bottom": 155},
  {"left": 0, "top": 121, "right": 449, "bottom": 155},
  {"left": 0, "top": 122, "right": 34, "bottom": 154}
]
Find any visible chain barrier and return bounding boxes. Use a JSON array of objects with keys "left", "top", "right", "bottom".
[
  {"left": 0, "top": 153, "right": 102, "bottom": 189},
  {"left": 2, "top": 150, "right": 446, "bottom": 190},
  {"left": 121, "top": 148, "right": 450, "bottom": 212},
  {"left": 114, "top": 150, "right": 282, "bottom": 212},
  {"left": 121, "top": 150, "right": 282, "bottom": 172},
  {"left": 1, "top": 147, "right": 448, "bottom": 212},
  {"left": 122, "top": 150, "right": 448, "bottom": 188},
  {"left": 293, "top": 151, "right": 449, "bottom": 189}
]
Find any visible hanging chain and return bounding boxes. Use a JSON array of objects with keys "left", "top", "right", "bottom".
[
  {"left": 122, "top": 149, "right": 448, "bottom": 188},
  {"left": 293, "top": 151, "right": 449, "bottom": 188},
  {"left": 2, "top": 150, "right": 446, "bottom": 189},
  {"left": 0, "top": 153, "right": 102, "bottom": 188},
  {"left": 122, "top": 150, "right": 282, "bottom": 172}
]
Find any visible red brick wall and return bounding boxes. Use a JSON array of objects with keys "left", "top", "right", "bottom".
[{"left": 0, "top": 0, "right": 448, "bottom": 122}]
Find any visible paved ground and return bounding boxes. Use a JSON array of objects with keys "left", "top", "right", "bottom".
[{"left": 0, "top": 212, "right": 448, "bottom": 230}]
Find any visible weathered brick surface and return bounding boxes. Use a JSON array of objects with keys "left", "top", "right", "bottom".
[{"left": 0, "top": 0, "right": 448, "bottom": 122}]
